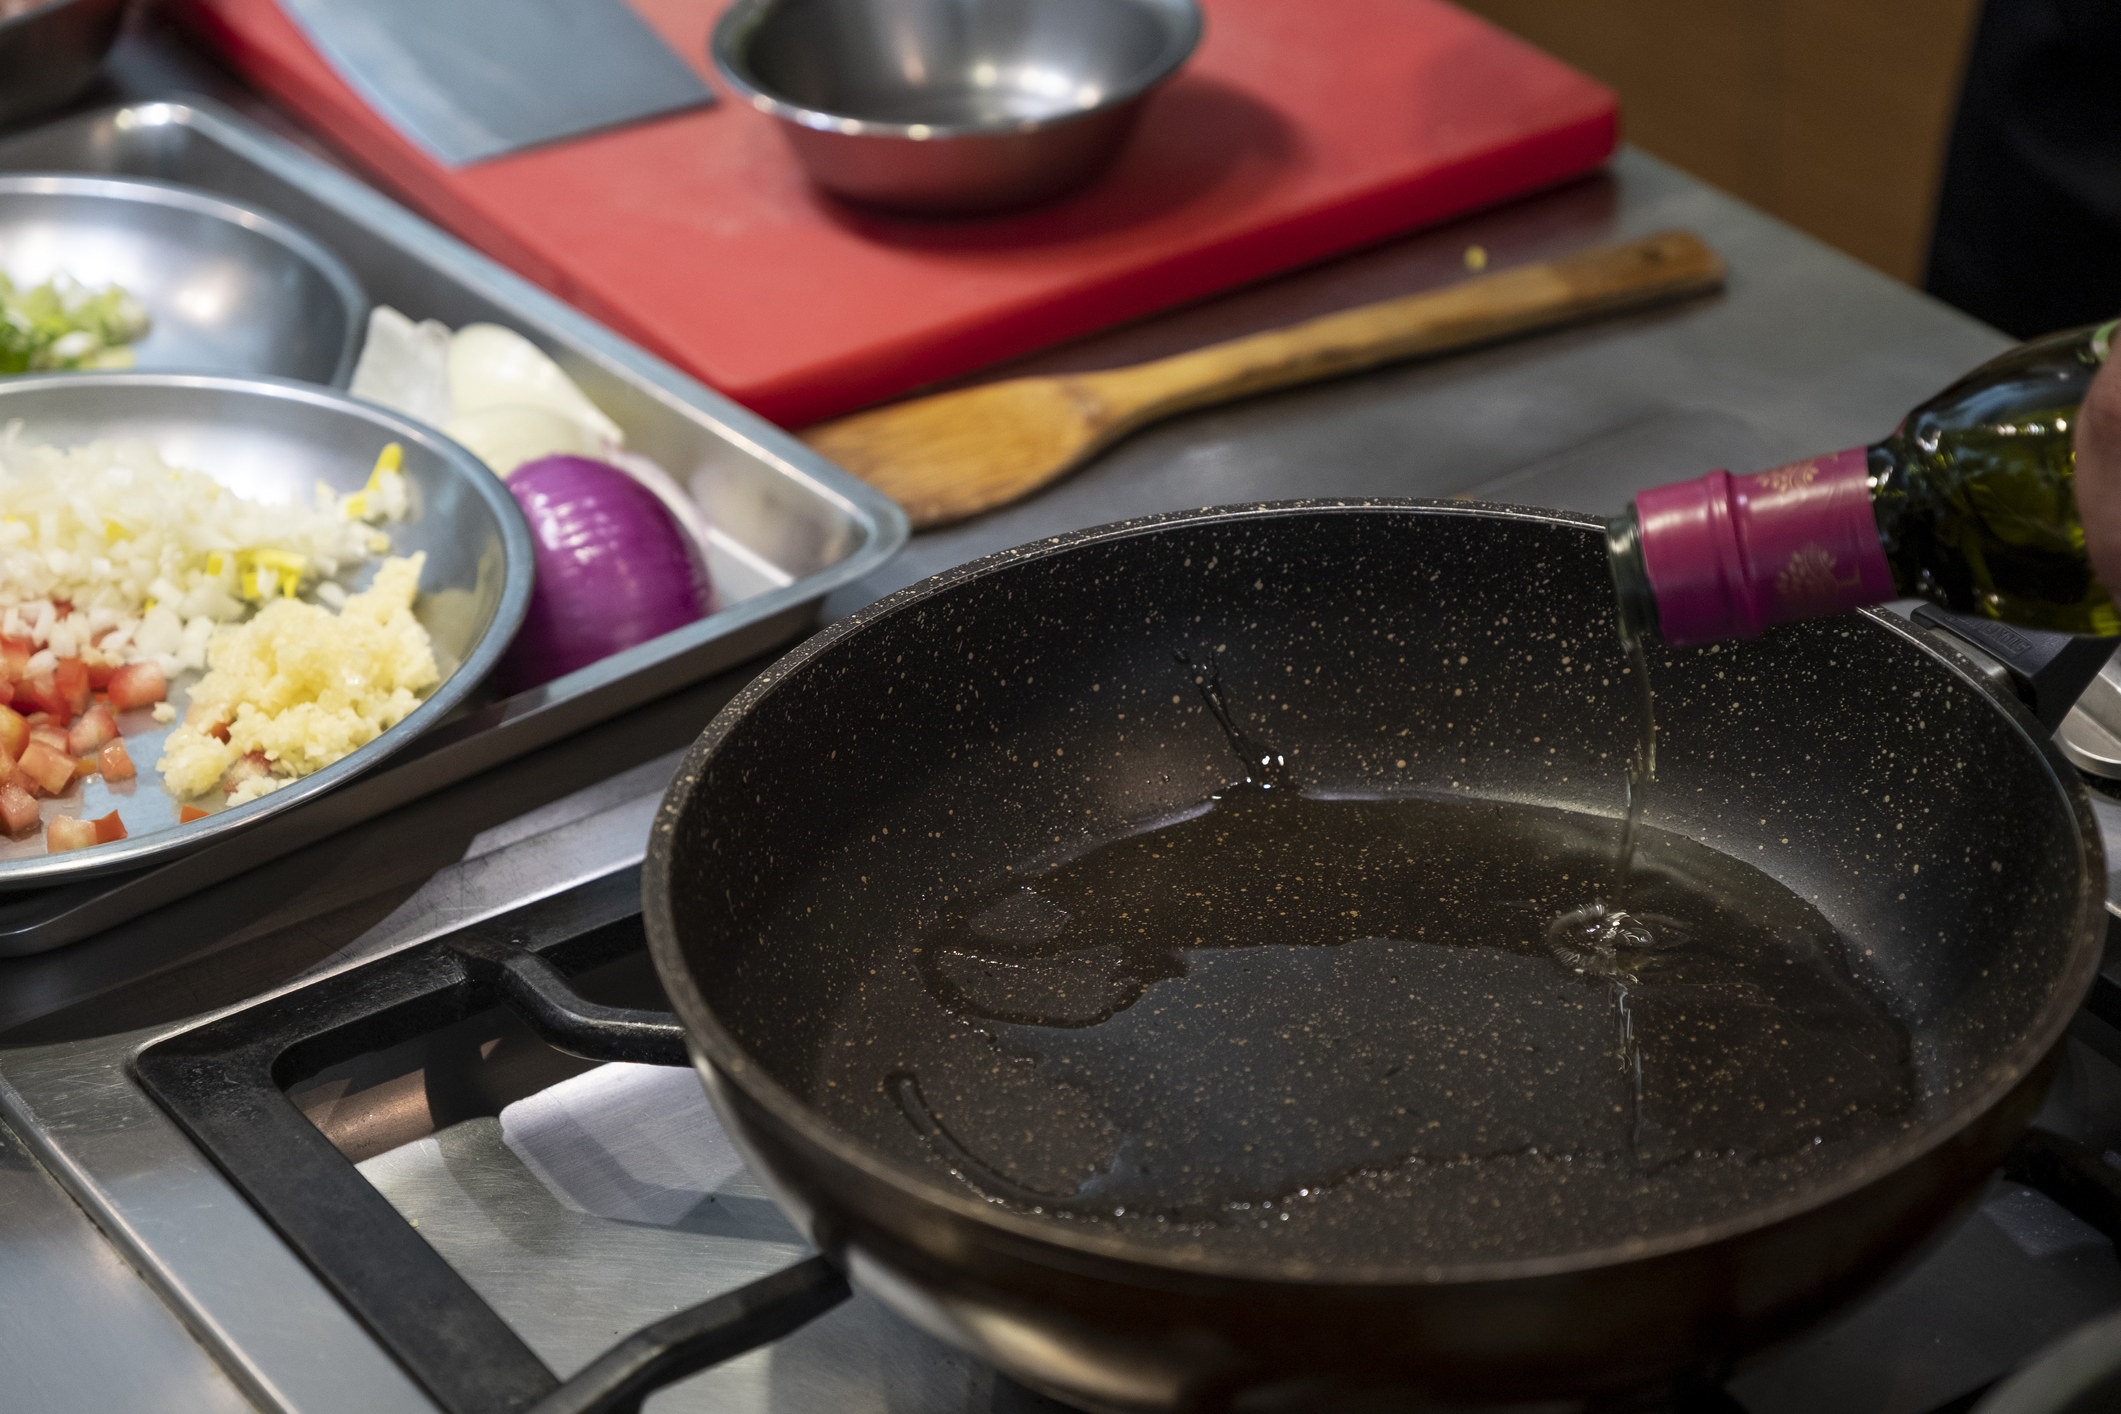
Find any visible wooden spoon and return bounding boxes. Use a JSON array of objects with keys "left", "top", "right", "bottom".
[{"left": 802, "top": 229, "right": 1726, "bottom": 530}]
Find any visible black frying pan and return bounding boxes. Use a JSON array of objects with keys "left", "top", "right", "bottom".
[{"left": 643, "top": 502, "right": 2105, "bottom": 1411}]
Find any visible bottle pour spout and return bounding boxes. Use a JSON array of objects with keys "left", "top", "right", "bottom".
[{"left": 1625, "top": 449, "right": 1896, "bottom": 647}]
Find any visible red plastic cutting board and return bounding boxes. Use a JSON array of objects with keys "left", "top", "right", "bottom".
[{"left": 176, "top": 0, "right": 1617, "bottom": 427}]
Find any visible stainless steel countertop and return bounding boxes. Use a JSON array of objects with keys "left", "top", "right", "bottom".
[
  {"left": 0, "top": 12, "right": 2041, "bottom": 1413},
  {"left": 0, "top": 1114, "right": 251, "bottom": 1411}
]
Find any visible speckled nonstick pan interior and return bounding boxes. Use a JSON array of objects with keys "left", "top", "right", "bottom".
[{"left": 644, "top": 500, "right": 2105, "bottom": 1411}]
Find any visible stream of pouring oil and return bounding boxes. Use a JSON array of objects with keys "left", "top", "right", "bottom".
[
  {"left": 1541, "top": 633, "right": 1667, "bottom": 1143},
  {"left": 807, "top": 644, "right": 1916, "bottom": 1264}
]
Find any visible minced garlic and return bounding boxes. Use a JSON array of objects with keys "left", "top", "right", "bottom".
[{"left": 157, "top": 554, "right": 438, "bottom": 803}]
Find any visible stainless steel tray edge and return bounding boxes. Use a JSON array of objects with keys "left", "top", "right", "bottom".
[{"left": 0, "top": 98, "right": 909, "bottom": 947}]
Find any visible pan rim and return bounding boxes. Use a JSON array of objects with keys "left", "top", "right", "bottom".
[{"left": 644, "top": 496, "right": 2108, "bottom": 1289}]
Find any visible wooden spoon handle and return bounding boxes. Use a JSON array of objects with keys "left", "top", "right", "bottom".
[{"left": 1076, "top": 230, "right": 1727, "bottom": 432}]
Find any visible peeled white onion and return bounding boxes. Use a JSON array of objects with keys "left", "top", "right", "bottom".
[
  {"left": 449, "top": 323, "right": 623, "bottom": 445},
  {"left": 443, "top": 404, "right": 606, "bottom": 477},
  {"left": 348, "top": 307, "right": 452, "bottom": 428},
  {"left": 351, "top": 311, "right": 710, "bottom": 560}
]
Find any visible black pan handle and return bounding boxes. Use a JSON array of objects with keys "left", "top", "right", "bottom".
[
  {"left": 449, "top": 934, "right": 689, "bottom": 1067},
  {"left": 2004, "top": 1126, "right": 2121, "bottom": 1246},
  {"left": 522, "top": 1253, "right": 849, "bottom": 1414},
  {"left": 1910, "top": 606, "right": 2118, "bottom": 733}
]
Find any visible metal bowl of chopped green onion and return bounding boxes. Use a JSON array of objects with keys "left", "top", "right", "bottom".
[{"left": 0, "top": 175, "right": 368, "bottom": 386}]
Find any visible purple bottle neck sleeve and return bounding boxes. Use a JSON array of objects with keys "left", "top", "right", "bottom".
[{"left": 1636, "top": 448, "right": 1896, "bottom": 646}]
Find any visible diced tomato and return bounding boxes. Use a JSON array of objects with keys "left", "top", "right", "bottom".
[
  {"left": 28, "top": 724, "right": 67, "bottom": 754},
  {"left": 18, "top": 741, "right": 74, "bottom": 796},
  {"left": 85, "top": 661, "right": 115, "bottom": 689},
  {"left": 15, "top": 674, "right": 67, "bottom": 723},
  {"left": 71, "top": 756, "right": 95, "bottom": 782},
  {"left": 98, "top": 739, "right": 134, "bottom": 781},
  {"left": 105, "top": 662, "right": 167, "bottom": 711},
  {"left": 91, "top": 810, "right": 125, "bottom": 844},
  {"left": 53, "top": 659, "right": 89, "bottom": 716},
  {"left": 45, "top": 816, "right": 96, "bottom": 852},
  {"left": 66, "top": 704, "right": 116, "bottom": 755},
  {"left": 8, "top": 767, "right": 34, "bottom": 796},
  {"left": 0, "top": 704, "right": 24, "bottom": 760},
  {"left": 0, "top": 681, "right": 12, "bottom": 708},
  {"left": 0, "top": 637, "right": 30, "bottom": 681},
  {"left": 220, "top": 751, "right": 272, "bottom": 796},
  {"left": 179, "top": 805, "right": 208, "bottom": 823},
  {"left": 0, "top": 783, "right": 35, "bottom": 835}
]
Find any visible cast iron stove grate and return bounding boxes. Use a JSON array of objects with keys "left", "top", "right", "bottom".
[{"left": 131, "top": 870, "right": 2121, "bottom": 1414}]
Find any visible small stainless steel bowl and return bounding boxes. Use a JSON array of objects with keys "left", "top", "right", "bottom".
[
  {"left": 712, "top": 0, "right": 1203, "bottom": 215},
  {"left": 0, "top": 174, "right": 368, "bottom": 386},
  {"left": 0, "top": 0, "right": 130, "bottom": 131}
]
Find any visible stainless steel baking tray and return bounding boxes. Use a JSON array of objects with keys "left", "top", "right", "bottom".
[{"left": 0, "top": 99, "right": 907, "bottom": 949}]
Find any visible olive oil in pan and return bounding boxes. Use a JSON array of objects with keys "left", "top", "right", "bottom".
[{"left": 814, "top": 665, "right": 1915, "bottom": 1262}]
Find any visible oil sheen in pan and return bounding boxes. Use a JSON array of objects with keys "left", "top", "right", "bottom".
[{"left": 790, "top": 692, "right": 1918, "bottom": 1267}]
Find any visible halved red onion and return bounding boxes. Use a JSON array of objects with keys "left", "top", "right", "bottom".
[{"left": 501, "top": 455, "right": 713, "bottom": 689}]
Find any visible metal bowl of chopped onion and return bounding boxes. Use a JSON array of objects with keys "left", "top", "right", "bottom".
[{"left": 0, "top": 372, "right": 533, "bottom": 887}]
